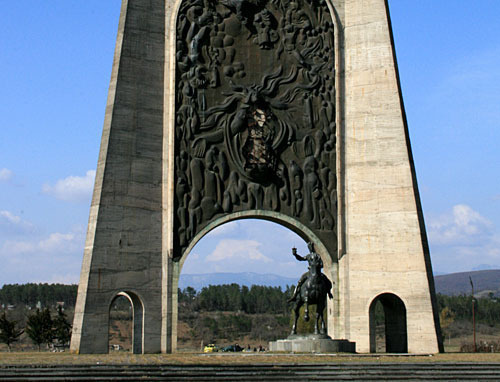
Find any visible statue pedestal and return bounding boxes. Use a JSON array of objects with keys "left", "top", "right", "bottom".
[{"left": 269, "top": 334, "right": 355, "bottom": 353}]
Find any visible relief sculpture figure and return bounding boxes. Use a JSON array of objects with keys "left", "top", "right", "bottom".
[
  {"left": 303, "top": 156, "right": 321, "bottom": 228},
  {"left": 191, "top": 67, "right": 297, "bottom": 183}
]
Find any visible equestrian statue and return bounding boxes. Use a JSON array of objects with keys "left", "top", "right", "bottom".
[{"left": 288, "top": 242, "right": 333, "bottom": 336}]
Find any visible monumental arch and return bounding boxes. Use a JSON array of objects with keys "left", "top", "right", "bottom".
[{"left": 70, "top": 0, "right": 443, "bottom": 354}]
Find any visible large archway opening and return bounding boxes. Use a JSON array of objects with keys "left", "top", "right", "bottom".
[
  {"left": 175, "top": 217, "right": 336, "bottom": 352},
  {"left": 108, "top": 292, "right": 144, "bottom": 354},
  {"left": 369, "top": 293, "right": 408, "bottom": 353}
]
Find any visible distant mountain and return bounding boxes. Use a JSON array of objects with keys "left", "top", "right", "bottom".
[
  {"left": 434, "top": 270, "right": 500, "bottom": 297},
  {"left": 180, "top": 269, "right": 500, "bottom": 297},
  {"left": 472, "top": 264, "right": 498, "bottom": 271},
  {"left": 179, "top": 272, "right": 297, "bottom": 291}
]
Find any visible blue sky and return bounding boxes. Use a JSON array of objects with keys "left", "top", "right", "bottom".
[{"left": 0, "top": 1, "right": 499, "bottom": 285}]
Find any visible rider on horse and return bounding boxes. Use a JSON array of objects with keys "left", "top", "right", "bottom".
[{"left": 288, "top": 242, "right": 333, "bottom": 302}]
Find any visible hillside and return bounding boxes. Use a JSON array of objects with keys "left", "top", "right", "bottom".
[{"left": 434, "top": 270, "right": 500, "bottom": 296}]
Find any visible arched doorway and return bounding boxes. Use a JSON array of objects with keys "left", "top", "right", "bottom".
[
  {"left": 369, "top": 293, "right": 407, "bottom": 353},
  {"left": 171, "top": 212, "right": 338, "bottom": 352},
  {"left": 108, "top": 291, "right": 144, "bottom": 354},
  {"left": 176, "top": 219, "right": 310, "bottom": 351}
]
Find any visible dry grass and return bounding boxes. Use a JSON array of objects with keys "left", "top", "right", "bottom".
[{"left": 1, "top": 352, "right": 500, "bottom": 366}]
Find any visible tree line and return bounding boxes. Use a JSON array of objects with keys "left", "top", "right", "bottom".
[
  {"left": 0, "top": 284, "right": 77, "bottom": 307},
  {"left": 437, "top": 293, "right": 500, "bottom": 326},
  {"left": 2, "top": 282, "right": 500, "bottom": 326},
  {"left": 179, "top": 284, "right": 294, "bottom": 314},
  {"left": 0, "top": 283, "right": 294, "bottom": 313}
]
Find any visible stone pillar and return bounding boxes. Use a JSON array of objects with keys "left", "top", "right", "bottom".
[
  {"left": 71, "top": 0, "right": 166, "bottom": 354},
  {"left": 336, "top": 0, "right": 442, "bottom": 353}
]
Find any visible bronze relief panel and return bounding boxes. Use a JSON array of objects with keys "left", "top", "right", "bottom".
[{"left": 174, "top": 0, "right": 337, "bottom": 259}]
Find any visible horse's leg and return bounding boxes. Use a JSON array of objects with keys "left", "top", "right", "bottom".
[
  {"left": 291, "top": 301, "right": 301, "bottom": 335},
  {"left": 318, "top": 300, "right": 326, "bottom": 334},
  {"left": 314, "top": 306, "right": 320, "bottom": 335},
  {"left": 321, "top": 302, "right": 328, "bottom": 335},
  {"left": 320, "top": 311, "right": 326, "bottom": 334},
  {"left": 304, "top": 296, "right": 309, "bottom": 322},
  {"left": 314, "top": 299, "right": 324, "bottom": 335}
]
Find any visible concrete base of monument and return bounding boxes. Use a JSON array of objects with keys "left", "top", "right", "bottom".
[{"left": 269, "top": 334, "right": 356, "bottom": 353}]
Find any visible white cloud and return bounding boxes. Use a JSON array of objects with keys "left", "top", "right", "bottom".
[
  {"left": 39, "top": 232, "right": 82, "bottom": 253},
  {"left": 42, "top": 170, "right": 95, "bottom": 203},
  {"left": 181, "top": 219, "right": 310, "bottom": 276},
  {"left": 428, "top": 204, "right": 492, "bottom": 246},
  {"left": 428, "top": 204, "right": 500, "bottom": 273},
  {"left": 0, "top": 210, "right": 21, "bottom": 225},
  {"left": 1, "top": 227, "right": 85, "bottom": 256},
  {"left": 0, "top": 168, "right": 13, "bottom": 182},
  {"left": 206, "top": 239, "right": 272, "bottom": 263},
  {"left": 0, "top": 226, "right": 86, "bottom": 285},
  {"left": 0, "top": 210, "right": 35, "bottom": 234}
]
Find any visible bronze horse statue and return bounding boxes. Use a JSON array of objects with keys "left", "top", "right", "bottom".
[{"left": 288, "top": 243, "right": 333, "bottom": 335}]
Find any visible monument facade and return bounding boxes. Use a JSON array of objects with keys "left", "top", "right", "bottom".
[{"left": 70, "top": 0, "right": 443, "bottom": 354}]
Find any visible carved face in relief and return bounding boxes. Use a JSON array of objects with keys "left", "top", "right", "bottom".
[
  {"left": 254, "top": 108, "right": 266, "bottom": 127},
  {"left": 243, "top": 106, "right": 276, "bottom": 181}
]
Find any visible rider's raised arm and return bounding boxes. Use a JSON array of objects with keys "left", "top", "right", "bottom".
[{"left": 292, "top": 247, "right": 306, "bottom": 261}]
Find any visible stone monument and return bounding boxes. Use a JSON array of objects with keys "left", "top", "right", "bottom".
[
  {"left": 269, "top": 244, "right": 355, "bottom": 352},
  {"left": 70, "top": 0, "right": 443, "bottom": 354}
]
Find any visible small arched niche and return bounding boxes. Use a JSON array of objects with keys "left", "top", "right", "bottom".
[
  {"left": 369, "top": 293, "right": 408, "bottom": 353},
  {"left": 108, "top": 291, "right": 144, "bottom": 354}
]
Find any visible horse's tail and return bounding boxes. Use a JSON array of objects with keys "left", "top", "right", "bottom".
[
  {"left": 322, "top": 274, "right": 332, "bottom": 290},
  {"left": 321, "top": 274, "right": 333, "bottom": 298},
  {"left": 322, "top": 274, "right": 333, "bottom": 292}
]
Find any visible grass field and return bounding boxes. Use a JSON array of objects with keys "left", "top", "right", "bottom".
[{"left": 1, "top": 352, "right": 500, "bottom": 366}]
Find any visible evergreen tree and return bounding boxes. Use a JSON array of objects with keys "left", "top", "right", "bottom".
[
  {"left": 184, "top": 287, "right": 197, "bottom": 300},
  {"left": 26, "top": 308, "right": 53, "bottom": 351},
  {"left": 0, "top": 312, "right": 23, "bottom": 352},
  {"left": 53, "top": 306, "right": 72, "bottom": 348}
]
